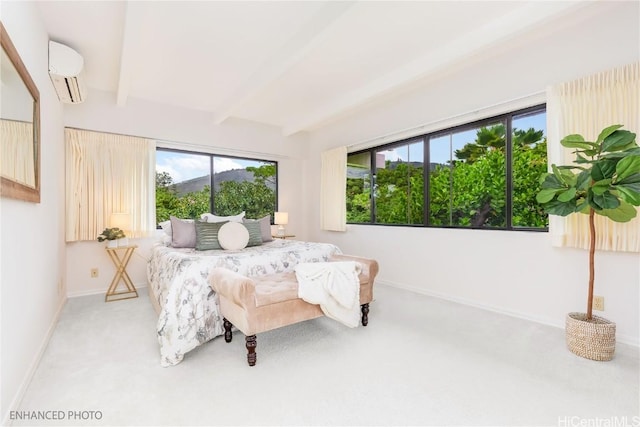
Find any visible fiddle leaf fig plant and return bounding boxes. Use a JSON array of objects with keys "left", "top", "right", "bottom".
[{"left": 537, "top": 125, "right": 640, "bottom": 320}]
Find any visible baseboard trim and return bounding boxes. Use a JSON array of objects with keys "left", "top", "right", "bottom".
[
  {"left": 2, "top": 295, "right": 67, "bottom": 426},
  {"left": 377, "top": 279, "right": 639, "bottom": 348},
  {"left": 66, "top": 282, "right": 148, "bottom": 298}
]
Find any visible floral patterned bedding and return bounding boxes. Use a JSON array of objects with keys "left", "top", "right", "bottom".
[{"left": 147, "top": 239, "right": 341, "bottom": 366}]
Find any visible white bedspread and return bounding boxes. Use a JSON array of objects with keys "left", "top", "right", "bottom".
[
  {"left": 295, "top": 261, "right": 361, "bottom": 328},
  {"left": 147, "top": 239, "right": 341, "bottom": 366}
]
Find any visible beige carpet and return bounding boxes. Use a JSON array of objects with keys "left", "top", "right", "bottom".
[{"left": 11, "top": 285, "right": 640, "bottom": 426}]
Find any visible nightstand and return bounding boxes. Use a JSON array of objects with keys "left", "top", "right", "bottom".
[
  {"left": 104, "top": 245, "right": 139, "bottom": 302},
  {"left": 272, "top": 234, "right": 295, "bottom": 239}
]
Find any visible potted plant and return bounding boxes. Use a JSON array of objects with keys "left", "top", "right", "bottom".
[
  {"left": 537, "top": 124, "right": 640, "bottom": 361},
  {"left": 97, "top": 227, "right": 126, "bottom": 248}
]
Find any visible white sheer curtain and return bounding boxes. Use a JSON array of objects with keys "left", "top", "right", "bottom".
[
  {"left": 0, "top": 119, "right": 35, "bottom": 186},
  {"left": 547, "top": 62, "right": 639, "bottom": 252},
  {"left": 320, "top": 146, "right": 347, "bottom": 231},
  {"left": 65, "top": 128, "right": 156, "bottom": 242}
]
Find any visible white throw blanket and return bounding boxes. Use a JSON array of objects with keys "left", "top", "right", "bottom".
[{"left": 295, "top": 261, "right": 361, "bottom": 328}]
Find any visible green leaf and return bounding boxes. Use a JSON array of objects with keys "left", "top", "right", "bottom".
[
  {"left": 601, "top": 147, "right": 640, "bottom": 159},
  {"left": 615, "top": 181, "right": 640, "bottom": 205},
  {"left": 602, "top": 130, "right": 636, "bottom": 152},
  {"left": 576, "top": 199, "right": 590, "bottom": 214},
  {"left": 560, "top": 134, "right": 594, "bottom": 150},
  {"left": 536, "top": 188, "right": 561, "bottom": 204},
  {"left": 618, "top": 141, "right": 640, "bottom": 152},
  {"left": 599, "top": 200, "right": 638, "bottom": 223},
  {"left": 538, "top": 172, "right": 550, "bottom": 185},
  {"left": 544, "top": 199, "right": 577, "bottom": 216},
  {"left": 576, "top": 169, "right": 591, "bottom": 190},
  {"left": 540, "top": 174, "right": 565, "bottom": 190},
  {"left": 592, "top": 191, "right": 620, "bottom": 210},
  {"left": 554, "top": 166, "right": 577, "bottom": 187},
  {"left": 591, "top": 160, "right": 617, "bottom": 181},
  {"left": 596, "top": 124, "right": 623, "bottom": 144},
  {"left": 618, "top": 173, "right": 640, "bottom": 185},
  {"left": 557, "top": 188, "right": 577, "bottom": 202},
  {"left": 591, "top": 178, "right": 612, "bottom": 195},
  {"left": 615, "top": 155, "right": 640, "bottom": 182}
]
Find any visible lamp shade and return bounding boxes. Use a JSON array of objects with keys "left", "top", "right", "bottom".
[
  {"left": 274, "top": 212, "right": 288, "bottom": 225},
  {"left": 110, "top": 213, "right": 130, "bottom": 232}
]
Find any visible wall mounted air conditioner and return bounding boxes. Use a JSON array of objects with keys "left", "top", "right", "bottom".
[{"left": 48, "top": 41, "right": 87, "bottom": 104}]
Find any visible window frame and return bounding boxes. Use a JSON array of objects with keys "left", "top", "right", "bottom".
[
  {"left": 156, "top": 147, "right": 279, "bottom": 223},
  {"left": 347, "top": 104, "right": 547, "bottom": 232}
]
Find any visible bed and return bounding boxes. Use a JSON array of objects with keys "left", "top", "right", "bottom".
[{"left": 147, "top": 239, "right": 341, "bottom": 366}]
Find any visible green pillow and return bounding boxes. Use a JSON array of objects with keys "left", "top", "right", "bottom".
[
  {"left": 244, "top": 221, "right": 263, "bottom": 247},
  {"left": 195, "top": 221, "right": 227, "bottom": 251}
]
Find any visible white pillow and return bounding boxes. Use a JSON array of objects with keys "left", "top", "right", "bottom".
[
  {"left": 201, "top": 211, "right": 245, "bottom": 223},
  {"left": 154, "top": 229, "right": 172, "bottom": 246},
  {"left": 217, "top": 222, "right": 249, "bottom": 250},
  {"left": 159, "top": 220, "right": 172, "bottom": 236}
]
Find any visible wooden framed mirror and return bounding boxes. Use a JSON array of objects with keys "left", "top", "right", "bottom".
[{"left": 1, "top": 21, "right": 41, "bottom": 203}]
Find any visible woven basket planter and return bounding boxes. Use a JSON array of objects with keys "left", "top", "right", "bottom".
[{"left": 566, "top": 312, "right": 616, "bottom": 361}]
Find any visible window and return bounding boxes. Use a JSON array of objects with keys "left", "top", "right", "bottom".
[
  {"left": 373, "top": 139, "right": 424, "bottom": 224},
  {"left": 346, "top": 105, "right": 547, "bottom": 230},
  {"left": 430, "top": 120, "right": 507, "bottom": 228},
  {"left": 156, "top": 149, "right": 277, "bottom": 224},
  {"left": 511, "top": 110, "right": 548, "bottom": 228},
  {"left": 346, "top": 152, "right": 372, "bottom": 222}
]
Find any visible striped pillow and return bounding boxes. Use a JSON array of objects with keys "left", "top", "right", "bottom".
[
  {"left": 244, "top": 221, "right": 263, "bottom": 247},
  {"left": 243, "top": 215, "right": 273, "bottom": 242},
  {"left": 194, "top": 221, "right": 227, "bottom": 251}
]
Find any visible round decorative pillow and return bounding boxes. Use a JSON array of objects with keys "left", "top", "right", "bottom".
[{"left": 217, "top": 221, "right": 250, "bottom": 250}]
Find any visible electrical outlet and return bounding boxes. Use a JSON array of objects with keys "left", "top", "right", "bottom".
[
  {"left": 593, "top": 295, "right": 604, "bottom": 311},
  {"left": 90, "top": 268, "right": 99, "bottom": 278}
]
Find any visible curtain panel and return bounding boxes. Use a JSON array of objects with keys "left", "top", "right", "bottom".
[
  {"left": 546, "top": 62, "right": 639, "bottom": 252},
  {"left": 320, "top": 146, "right": 347, "bottom": 231},
  {"left": 0, "top": 119, "right": 35, "bottom": 186},
  {"left": 65, "top": 128, "right": 156, "bottom": 242}
]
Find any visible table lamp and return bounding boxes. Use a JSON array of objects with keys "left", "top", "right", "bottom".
[
  {"left": 110, "top": 212, "right": 131, "bottom": 246},
  {"left": 274, "top": 212, "right": 288, "bottom": 236}
]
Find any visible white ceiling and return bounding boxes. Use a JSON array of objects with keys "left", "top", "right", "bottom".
[{"left": 35, "top": 1, "right": 636, "bottom": 136}]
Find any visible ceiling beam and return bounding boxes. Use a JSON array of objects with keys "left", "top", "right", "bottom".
[
  {"left": 282, "top": 1, "right": 586, "bottom": 136},
  {"left": 116, "top": 1, "right": 145, "bottom": 107},
  {"left": 213, "top": 1, "right": 356, "bottom": 125}
]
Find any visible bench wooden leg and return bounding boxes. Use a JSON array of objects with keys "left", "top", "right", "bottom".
[
  {"left": 246, "top": 335, "right": 257, "bottom": 366},
  {"left": 223, "top": 318, "right": 233, "bottom": 343},
  {"left": 361, "top": 303, "right": 370, "bottom": 326}
]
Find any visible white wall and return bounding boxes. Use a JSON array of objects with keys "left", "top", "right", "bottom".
[
  {"left": 63, "top": 90, "right": 309, "bottom": 296},
  {"left": 306, "top": 3, "right": 640, "bottom": 345},
  {"left": 0, "top": 2, "right": 67, "bottom": 422}
]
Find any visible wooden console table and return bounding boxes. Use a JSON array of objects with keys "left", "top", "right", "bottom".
[{"left": 105, "top": 245, "right": 139, "bottom": 302}]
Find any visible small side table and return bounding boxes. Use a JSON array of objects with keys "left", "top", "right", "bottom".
[
  {"left": 272, "top": 234, "right": 295, "bottom": 239},
  {"left": 105, "top": 245, "right": 139, "bottom": 302}
]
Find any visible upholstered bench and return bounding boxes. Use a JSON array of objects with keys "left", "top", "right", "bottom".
[{"left": 209, "top": 254, "right": 379, "bottom": 366}]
